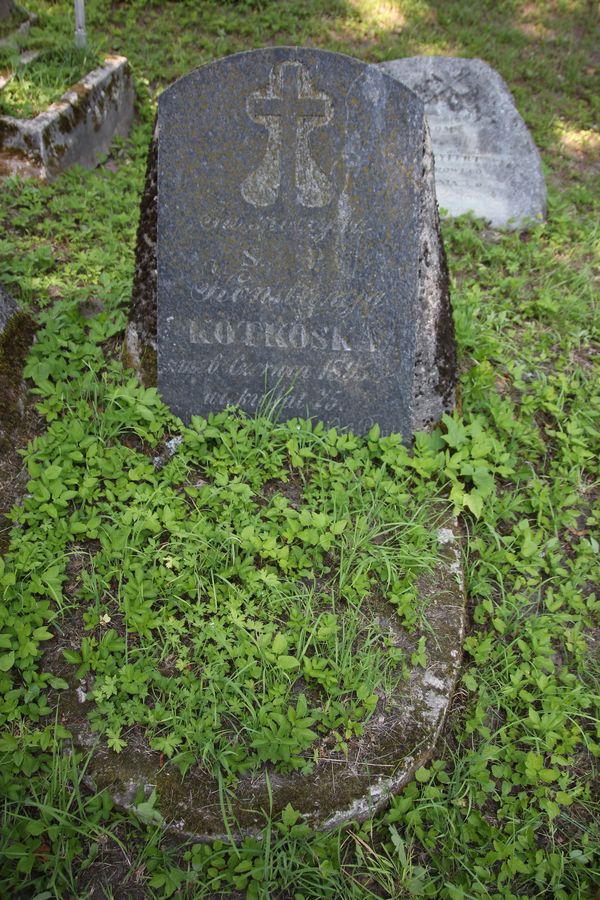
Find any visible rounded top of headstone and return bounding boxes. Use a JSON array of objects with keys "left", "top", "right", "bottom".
[
  {"left": 380, "top": 55, "right": 526, "bottom": 125},
  {"left": 162, "top": 46, "right": 424, "bottom": 115}
]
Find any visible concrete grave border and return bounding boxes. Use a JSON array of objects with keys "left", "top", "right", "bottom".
[{"left": 0, "top": 54, "right": 134, "bottom": 179}]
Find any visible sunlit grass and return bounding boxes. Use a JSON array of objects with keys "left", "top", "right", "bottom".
[
  {"left": 555, "top": 123, "right": 600, "bottom": 166},
  {"left": 0, "top": 45, "right": 100, "bottom": 117},
  {"left": 348, "top": 0, "right": 406, "bottom": 31}
]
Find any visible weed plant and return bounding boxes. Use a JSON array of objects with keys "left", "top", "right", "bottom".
[
  {"left": 29, "top": 394, "right": 443, "bottom": 776},
  {"left": 0, "top": 0, "right": 598, "bottom": 896}
]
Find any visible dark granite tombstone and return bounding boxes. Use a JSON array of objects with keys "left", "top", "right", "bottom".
[{"left": 127, "top": 47, "right": 456, "bottom": 438}]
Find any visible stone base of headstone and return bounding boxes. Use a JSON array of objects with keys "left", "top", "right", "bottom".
[
  {"left": 380, "top": 57, "right": 546, "bottom": 230},
  {"left": 0, "top": 55, "right": 134, "bottom": 180},
  {"left": 124, "top": 127, "right": 158, "bottom": 387},
  {"left": 0, "top": 284, "right": 37, "bottom": 552},
  {"left": 46, "top": 516, "right": 465, "bottom": 840},
  {"left": 0, "top": 285, "right": 36, "bottom": 450}
]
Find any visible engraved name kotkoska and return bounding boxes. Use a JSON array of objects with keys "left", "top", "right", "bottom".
[
  {"left": 242, "top": 61, "right": 334, "bottom": 209},
  {"left": 189, "top": 318, "right": 377, "bottom": 352}
]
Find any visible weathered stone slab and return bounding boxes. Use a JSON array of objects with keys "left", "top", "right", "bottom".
[
  {"left": 0, "top": 55, "right": 134, "bottom": 180},
  {"left": 127, "top": 48, "right": 456, "bottom": 439},
  {"left": 380, "top": 57, "right": 546, "bottom": 229}
]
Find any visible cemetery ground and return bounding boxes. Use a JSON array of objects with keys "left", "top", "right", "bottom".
[
  {"left": 0, "top": 44, "right": 100, "bottom": 118},
  {"left": 0, "top": 0, "right": 598, "bottom": 897},
  {"left": 0, "top": 4, "right": 100, "bottom": 117}
]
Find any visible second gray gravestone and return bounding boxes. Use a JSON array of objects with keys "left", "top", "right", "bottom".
[
  {"left": 380, "top": 57, "right": 546, "bottom": 229},
  {"left": 127, "top": 48, "right": 456, "bottom": 439}
]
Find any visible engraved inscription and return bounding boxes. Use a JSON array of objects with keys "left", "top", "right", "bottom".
[
  {"left": 167, "top": 353, "right": 365, "bottom": 385},
  {"left": 198, "top": 213, "right": 368, "bottom": 239},
  {"left": 189, "top": 319, "right": 377, "bottom": 352},
  {"left": 190, "top": 281, "right": 388, "bottom": 318},
  {"left": 198, "top": 383, "right": 378, "bottom": 435},
  {"left": 411, "top": 68, "right": 483, "bottom": 119},
  {"left": 434, "top": 152, "right": 509, "bottom": 193},
  {"left": 242, "top": 61, "right": 334, "bottom": 209}
]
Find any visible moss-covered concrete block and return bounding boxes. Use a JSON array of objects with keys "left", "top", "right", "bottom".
[{"left": 0, "top": 54, "right": 134, "bottom": 180}]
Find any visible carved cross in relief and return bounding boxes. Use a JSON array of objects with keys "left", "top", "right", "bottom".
[{"left": 242, "top": 61, "right": 334, "bottom": 210}]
